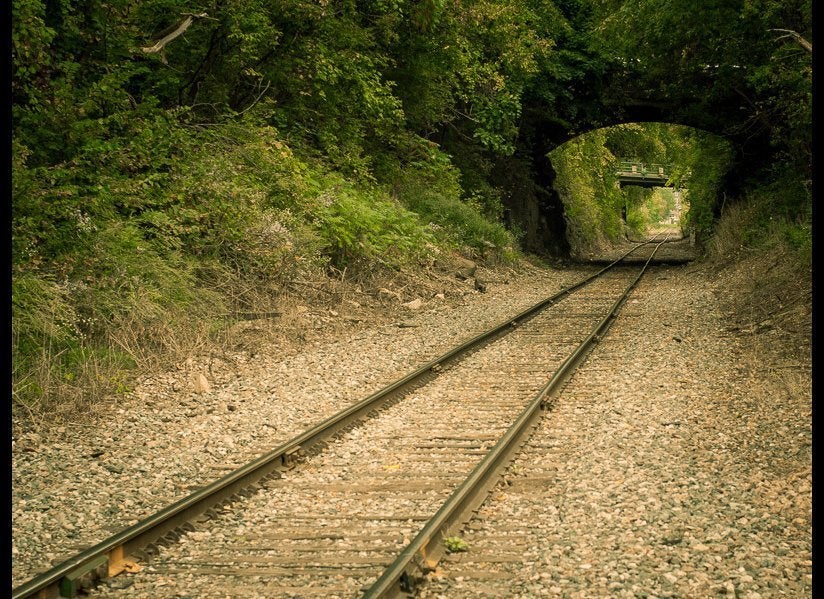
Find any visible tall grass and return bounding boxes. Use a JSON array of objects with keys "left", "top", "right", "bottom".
[
  {"left": 12, "top": 120, "right": 517, "bottom": 425},
  {"left": 385, "top": 157, "right": 518, "bottom": 260},
  {"left": 708, "top": 174, "right": 811, "bottom": 269}
]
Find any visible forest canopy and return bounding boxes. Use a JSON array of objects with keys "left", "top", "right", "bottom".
[{"left": 11, "top": 0, "right": 811, "bottom": 416}]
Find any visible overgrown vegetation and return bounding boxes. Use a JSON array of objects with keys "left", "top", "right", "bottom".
[
  {"left": 548, "top": 123, "right": 735, "bottom": 254},
  {"left": 709, "top": 172, "right": 812, "bottom": 268},
  {"left": 587, "top": 0, "right": 812, "bottom": 246},
  {"left": 12, "top": 0, "right": 534, "bottom": 420},
  {"left": 11, "top": 108, "right": 517, "bottom": 418},
  {"left": 548, "top": 116, "right": 809, "bottom": 262},
  {"left": 549, "top": 129, "right": 625, "bottom": 253},
  {"left": 12, "top": 0, "right": 811, "bottom": 422},
  {"left": 625, "top": 188, "right": 677, "bottom": 235}
]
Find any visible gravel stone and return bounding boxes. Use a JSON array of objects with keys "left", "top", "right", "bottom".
[
  {"left": 12, "top": 246, "right": 810, "bottom": 598},
  {"left": 416, "top": 262, "right": 811, "bottom": 598},
  {"left": 12, "top": 262, "right": 585, "bottom": 589}
]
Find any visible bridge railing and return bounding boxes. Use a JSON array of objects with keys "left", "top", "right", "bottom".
[{"left": 615, "top": 161, "right": 671, "bottom": 178}]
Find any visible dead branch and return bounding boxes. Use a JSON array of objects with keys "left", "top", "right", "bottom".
[
  {"left": 769, "top": 29, "right": 812, "bottom": 53},
  {"left": 142, "top": 13, "right": 214, "bottom": 55},
  {"left": 235, "top": 80, "right": 272, "bottom": 116}
]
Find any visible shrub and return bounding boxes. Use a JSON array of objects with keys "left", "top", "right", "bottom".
[
  {"left": 386, "top": 155, "right": 517, "bottom": 259},
  {"left": 316, "top": 179, "right": 437, "bottom": 270},
  {"left": 709, "top": 170, "right": 811, "bottom": 269}
]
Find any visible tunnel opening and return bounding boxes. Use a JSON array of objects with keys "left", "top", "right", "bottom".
[{"left": 496, "top": 120, "right": 731, "bottom": 261}]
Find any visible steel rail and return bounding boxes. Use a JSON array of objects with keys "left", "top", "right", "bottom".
[
  {"left": 12, "top": 239, "right": 659, "bottom": 599},
  {"left": 362, "top": 237, "right": 669, "bottom": 598}
]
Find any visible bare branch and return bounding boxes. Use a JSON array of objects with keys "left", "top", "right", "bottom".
[
  {"left": 768, "top": 29, "right": 812, "bottom": 53},
  {"left": 452, "top": 108, "right": 478, "bottom": 123},
  {"left": 235, "top": 80, "right": 272, "bottom": 116},
  {"left": 142, "top": 13, "right": 213, "bottom": 55}
]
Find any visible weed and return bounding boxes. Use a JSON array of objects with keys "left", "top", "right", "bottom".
[{"left": 444, "top": 537, "right": 469, "bottom": 553}]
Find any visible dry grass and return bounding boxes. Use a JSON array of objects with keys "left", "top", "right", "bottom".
[
  {"left": 706, "top": 200, "right": 755, "bottom": 259},
  {"left": 703, "top": 195, "right": 811, "bottom": 359},
  {"left": 708, "top": 242, "right": 811, "bottom": 364},
  {"left": 12, "top": 345, "right": 132, "bottom": 433},
  {"left": 12, "top": 250, "right": 487, "bottom": 434}
]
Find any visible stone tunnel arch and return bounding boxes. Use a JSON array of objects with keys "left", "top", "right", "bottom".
[{"left": 503, "top": 100, "right": 760, "bottom": 258}]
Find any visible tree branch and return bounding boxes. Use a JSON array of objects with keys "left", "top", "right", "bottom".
[
  {"left": 235, "top": 80, "right": 272, "bottom": 116},
  {"left": 768, "top": 29, "right": 812, "bottom": 53},
  {"left": 142, "top": 13, "right": 214, "bottom": 55}
]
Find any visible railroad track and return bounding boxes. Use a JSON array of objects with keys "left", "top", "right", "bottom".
[{"left": 13, "top": 237, "right": 673, "bottom": 599}]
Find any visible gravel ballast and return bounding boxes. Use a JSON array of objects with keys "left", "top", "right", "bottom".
[
  {"left": 12, "top": 252, "right": 810, "bottom": 597},
  {"left": 12, "top": 261, "right": 587, "bottom": 589},
  {"left": 418, "top": 264, "right": 811, "bottom": 598}
]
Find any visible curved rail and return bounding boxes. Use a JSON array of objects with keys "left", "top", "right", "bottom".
[
  {"left": 362, "top": 237, "right": 669, "bottom": 598},
  {"left": 12, "top": 238, "right": 663, "bottom": 599}
]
